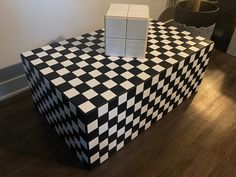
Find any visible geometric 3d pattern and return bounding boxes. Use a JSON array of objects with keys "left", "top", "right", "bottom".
[{"left": 21, "top": 20, "right": 214, "bottom": 169}]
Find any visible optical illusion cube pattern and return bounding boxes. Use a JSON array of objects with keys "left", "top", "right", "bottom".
[{"left": 21, "top": 20, "right": 214, "bottom": 169}]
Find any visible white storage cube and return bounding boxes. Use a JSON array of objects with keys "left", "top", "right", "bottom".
[
  {"left": 105, "top": 38, "right": 126, "bottom": 57},
  {"left": 126, "top": 39, "right": 147, "bottom": 58},
  {"left": 105, "top": 3, "right": 150, "bottom": 58}
]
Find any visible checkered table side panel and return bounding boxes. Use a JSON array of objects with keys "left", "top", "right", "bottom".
[
  {"left": 84, "top": 50, "right": 211, "bottom": 167},
  {"left": 21, "top": 57, "right": 93, "bottom": 166},
  {"left": 21, "top": 20, "right": 214, "bottom": 115}
]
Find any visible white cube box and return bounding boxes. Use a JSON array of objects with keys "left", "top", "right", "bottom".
[
  {"left": 126, "top": 39, "right": 147, "bottom": 58},
  {"left": 105, "top": 38, "right": 126, "bottom": 57},
  {"left": 105, "top": 3, "right": 150, "bottom": 58}
]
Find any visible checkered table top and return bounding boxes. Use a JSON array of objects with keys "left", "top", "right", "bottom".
[{"left": 21, "top": 20, "right": 214, "bottom": 115}]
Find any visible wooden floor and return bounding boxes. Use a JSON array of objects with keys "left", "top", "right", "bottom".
[{"left": 0, "top": 50, "right": 236, "bottom": 177}]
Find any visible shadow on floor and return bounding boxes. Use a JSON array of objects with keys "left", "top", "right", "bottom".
[
  {"left": 207, "top": 49, "right": 236, "bottom": 101},
  {"left": 0, "top": 92, "right": 86, "bottom": 170}
]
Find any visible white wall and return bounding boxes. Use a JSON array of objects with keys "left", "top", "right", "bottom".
[{"left": 0, "top": 0, "right": 167, "bottom": 70}]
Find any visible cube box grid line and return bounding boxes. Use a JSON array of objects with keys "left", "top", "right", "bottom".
[
  {"left": 21, "top": 20, "right": 214, "bottom": 169},
  {"left": 105, "top": 3, "right": 150, "bottom": 58}
]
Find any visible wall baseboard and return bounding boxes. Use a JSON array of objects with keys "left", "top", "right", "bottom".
[
  {"left": 0, "top": 74, "right": 29, "bottom": 102},
  {"left": 0, "top": 63, "right": 25, "bottom": 82}
]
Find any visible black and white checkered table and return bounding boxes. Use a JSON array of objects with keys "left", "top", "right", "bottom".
[{"left": 21, "top": 20, "right": 214, "bottom": 169}]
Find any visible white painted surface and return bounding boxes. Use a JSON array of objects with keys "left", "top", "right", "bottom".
[
  {"left": 127, "top": 4, "right": 150, "bottom": 40},
  {"left": 127, "top": 19, "right": 149, "bottom": 40},
  {"left": 126, "top": 39, "right": 147, "bottom": 58},
  {"left": 105, "top": 17, "right": 127, "bottom": 38},
  {"left": 105, "top": 38, "right": 126, "bottom": 57},
  {"left": 109, "top": 3, "right": 129, "bottom": 11},
  {"left": 0, "top": 0, "right": 167, "bottom": 70}
]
